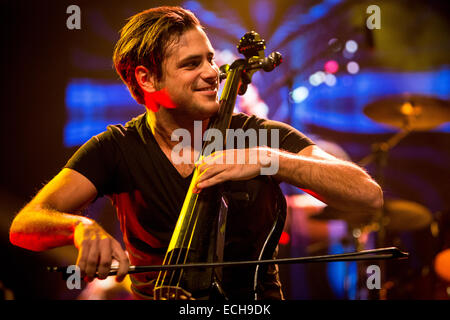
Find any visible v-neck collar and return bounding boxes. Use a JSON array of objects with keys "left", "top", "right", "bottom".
[{"left": 140, "top": 112, "right": 195, "bottom": 181}]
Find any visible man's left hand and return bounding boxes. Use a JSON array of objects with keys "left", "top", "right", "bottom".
[{"left": 193, "top": 148, "right": 270, "bottom": 193}]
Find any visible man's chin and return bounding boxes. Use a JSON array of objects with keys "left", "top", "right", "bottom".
[{"left": 195, "top": 102, "right": 220, "bottom": 118}]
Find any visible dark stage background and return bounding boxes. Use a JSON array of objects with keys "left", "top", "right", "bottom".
[{"left": 1, "top": 0, "right": 449, "bottom": 300}]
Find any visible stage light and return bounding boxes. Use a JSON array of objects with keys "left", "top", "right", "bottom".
[
  {"left": 400, "top": 102, "right": 414, "bottom": 116},
  {"left": 291, "top": 86, "right": 309, "bottom": 103},
  {"left": 324, "top": 60, "right": 339, "bottom": 74},
  {"left": 279, "top": 231, "right": 290, "bottom": 245},
  {"left": 434, "top": 249, "right": 450, "bottom": 282},
  {"left": 345, "top": 40, "right": 358, "bottom": 53},
  {"left": 309, "top": 71, "right": 325, "bottom": 86},
  {"left": 324, "top": 73, "right": 336, "bottom": 86},
  {"left": 347, "top": 61, "right": 360, "bottom": 74},
  {"left": 352, "top": 229, "right": 361, "bottom": 238},
  {"left": 328, "top": 38, "right": 342, "bottom": 52}
]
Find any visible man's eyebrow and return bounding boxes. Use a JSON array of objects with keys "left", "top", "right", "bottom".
[
  {"left": 177, "top": 52, "right": 215, "bottom": 65},
  {"left": 178, "top": 54, "right": 202, "bottom": 63}
]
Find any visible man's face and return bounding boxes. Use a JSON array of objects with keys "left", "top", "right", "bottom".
[{"left": 156, "top": 26, "right": 220, "bottom": 119}]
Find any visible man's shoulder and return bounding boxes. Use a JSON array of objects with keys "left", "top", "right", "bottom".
[
  {"left": 79, "top": 113, "right": 147, "bottom": 151},
  {"left": 103, "top": 113, "right": 146, "bottom": 139},
  {"left": 230, "top": 112, "right": 288, "bottom": 130},
  {"left": 230, "top": 112, "right": 259, "bottom": 129},
  {"left": 231, "top": 112, "right": 257, "bottom": 121}
]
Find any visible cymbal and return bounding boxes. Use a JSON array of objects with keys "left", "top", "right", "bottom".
[
  {"left": 363, "top": 94, "right": 450, "bottom": 131},
  {"left": 383, "top": 199, "right": 433, "bottom": 232},
  {"left": 309, "top": 199, "right": 433, "bottom": 232}
]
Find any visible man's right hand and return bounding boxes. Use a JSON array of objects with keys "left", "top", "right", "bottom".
[{"left": 74, "top": 220, "right": 129, "bottom": 282}]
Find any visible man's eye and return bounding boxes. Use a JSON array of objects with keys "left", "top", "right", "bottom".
[{"left": 184, "top": 61, "right": 199, "bottom": 68}]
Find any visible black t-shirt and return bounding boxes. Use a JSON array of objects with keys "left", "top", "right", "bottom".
[{"left": 65, "top": 112, "right": 313, "bottom": 299}]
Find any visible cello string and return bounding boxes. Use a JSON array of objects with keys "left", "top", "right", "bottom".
[
  {"left": 171, "top": 127, "right": 217, "bottom": 293},
  {"left": 155, "top": 154, "right": 204, "bottom": 298},
  {"left": 154, "top": 237, "right": 173, "bottom": 295},
  {"left": 164, "top": 156, "right": 205, "bottom": 295},
  {"left": 155, "top": 187, "right": 198, "bottom": 297},
  {"left": 157, "top": 141, "right": 207, "bottom": 294},
  {"left": 174, "top": 207, "right": 201, "bottom": 289},
  {"left": 155, "top": 202, "right": 192, "bottom": 293},
  {"left": 160, "top": 190, "right": 199, "bottom": 296},
  {"left": 169, "top": 190, "right": 200, "bottom": 289},
  {"left": 170, "top": 156, "right": 210, "bottom": 290}
]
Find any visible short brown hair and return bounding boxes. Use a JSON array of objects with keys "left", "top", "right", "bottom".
[{"left": 113, "top": 6, "right": 201, "bottom": 105}]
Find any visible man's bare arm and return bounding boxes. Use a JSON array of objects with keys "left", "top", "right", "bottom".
[
  {"left": 9, "top": 168, "right": 129, "bottom": 281},
  {"left": 276, "top": 145, "right": 383, "bottom": 212},
  {"left": 10, "top": 168, "right": 97, "bottom": 251},
  {"left": 194, "top": 145, "right": 383, "bottom": 214}
]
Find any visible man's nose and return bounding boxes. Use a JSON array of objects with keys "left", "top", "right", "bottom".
[{"left": 201, "top": 62, "right": 219, "bottom": 82}]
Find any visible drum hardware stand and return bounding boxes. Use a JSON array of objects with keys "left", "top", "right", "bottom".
[{"left": 358, "top": 118, "right": 413, "bottom": 299}]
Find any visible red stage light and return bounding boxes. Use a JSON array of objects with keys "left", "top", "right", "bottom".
[
  {"left": 144, "top": 88, "right": 177, "bottom": 112},
  {"left": 324, "top": 60, "right": 339, "bottom": 74},
  {"left": 279, "top": 231, "right": 290, "bottom": 245}
]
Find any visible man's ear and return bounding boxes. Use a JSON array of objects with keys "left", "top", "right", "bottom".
[{"left": 135, "top": 66, "right": 157, "bottom": 93}]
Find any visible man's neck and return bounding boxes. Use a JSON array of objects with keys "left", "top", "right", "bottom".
[{"left": 146, "top": 109, "right": 209, "bottom": 151}]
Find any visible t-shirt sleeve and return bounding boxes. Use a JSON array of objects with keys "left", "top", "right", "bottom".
[
  {"left": 64, "top": 131, "right": 118, "bottom": 198},
  {"left": 258, "top": 117, "right": 315, "bottom": 153},
  {"left": 232, "top": 113, "right": 315, "bottom": 153}
]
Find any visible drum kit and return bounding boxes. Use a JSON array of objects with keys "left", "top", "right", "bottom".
[{"left": 286, "top": 93, "right": 450, "bottom": 299}]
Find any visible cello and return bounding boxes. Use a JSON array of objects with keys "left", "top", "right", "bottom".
[{"left": 153, "top": 31, "right": 284, "bottom": 300}]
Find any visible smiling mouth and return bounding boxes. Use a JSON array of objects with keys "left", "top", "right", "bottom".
[{"left": 194, "top": 85, "right": 217, "bottom": 92}]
